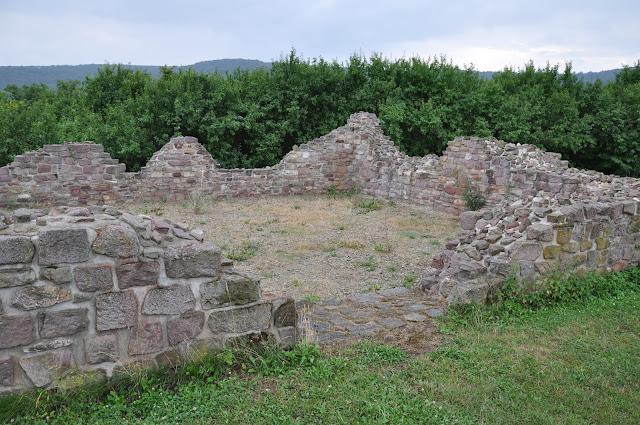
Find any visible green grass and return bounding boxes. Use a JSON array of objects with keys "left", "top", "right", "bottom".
[{"left": 3, "top": 268, "right": 639, "bottom": 425}]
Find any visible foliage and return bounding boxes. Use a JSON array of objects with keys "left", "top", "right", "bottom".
[
  {"left": 461, "top": 178, "right": 486, "bottom": 211},
  {"left": 447, "top": 265, "right": 640, "bottom": 325},
  {"left": 1, "top": 55, "right": 640, "bottom": 177}
]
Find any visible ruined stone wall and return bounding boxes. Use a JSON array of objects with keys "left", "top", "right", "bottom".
[
  {"left": 0, "top": 207, "right": 295, "bottom": 393},
  {"left": 420, "top": 195, "right": 640, "bottom": 304}
]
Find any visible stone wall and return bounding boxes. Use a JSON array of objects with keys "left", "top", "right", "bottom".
[
  {"left": 419, "top": 195, "right": 640, "bottom": 304},
  {"left": 1, "top": 111, "right": 639, "bottom": 307},
  {"left": 0, "top": 207, "right": 295, "bottom": 393}
]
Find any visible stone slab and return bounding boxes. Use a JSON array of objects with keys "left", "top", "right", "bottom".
[
  {"left": 0, "top": 236, "right": 35, "bottom": 265},
  {"left": 0, "top": 266, "right": 36, "bottom": 289},
  {"left": 11, "top": 285, "right": 72, "bottom": 310},
  {"left": 0, "top": 315, "right": 35, "bottom": 349},
  {"left": 208, "top": 302, "right": 271, "bottom": 334},
  {"left": 167, "top": 311, "right": 205, "bottom": 345},
  {"left": 19, "top": 349, "right": 75, "bottom": 387},
  {"left": 142, "top": 286, "right": 196, "bottom": 315},
  {"left": 39, "top": 308, "right": 88, "bottom": 338},
  {"left": 164, "top": 242, "right": 221, "bottom": 278},
  {"left": 84, "top": 334, "right": 119, "bottom": 364},
  {"left": 128, "top": 322, "right": 163, "bottom": 355},
  {"left": 74, "top": 264, "right": 114, "bottom": 292},
  {"left": 95, "top": 291, "right": 138, "bottom": 331},
  {"left": 38, "top": 228, "right": 90, "bottom": 265},
  {"left": 91, "top": 224, "right": 140, "bottom": 258},
  {"left": 116, "top": 260, "right": 159, "bottom": 289}
]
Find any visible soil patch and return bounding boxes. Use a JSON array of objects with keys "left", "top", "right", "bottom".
[{"left": 122, "top": 194, "right": 460, "bottom": 301}]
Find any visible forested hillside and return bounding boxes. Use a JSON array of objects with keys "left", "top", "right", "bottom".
[
  {"left": 1, "top": 52, "right": 639, "bottom": 177},
  {"left": 0, "top": 59, "right": 271, "bottom": 89}
]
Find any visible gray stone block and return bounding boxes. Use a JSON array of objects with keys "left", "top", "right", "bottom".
[
  {"left": 450, "top": 260, "right": 485, "bottom": 282},
  {"left": 95, "top": 291, "right": 137, "bottom": 331},
  {"left": 38, "top": 228, "right": 90, "bottom": 265},
  {"left": 0, "top": 356, "right": 14, "bottom": 386},
  {"left": 19, "top": 349, "right": 75, "bottom": 387},
  {"left": 0, "top": 266, "right": 36, "bottom": 289},
  {"left": 167, "top": 311, "right": 205, "bottom": 345},
  {"left": 11, "top": 285, "right": 72, "bottom": 310},
  {"left": 40, "top": 265, "right": 72, "bottom": 284},
  {"left": 116, "top": 260, "right": 159, "bottom": 289},
  {"left": 39, "top": 308, "right": 88, "bottom": 338},
  {"left": 200, "top": 273, "right": 260, "bottom": 309},
  {"left": 23, "top": 338, "right": 73, "bottom": 353},
  {"left": 91, "top": 224, "right": 140, "bottom": 258},
  {"left": 74, "top": 264, "right": 114, "bottom": 292},
  {"left": 0, "top": 315, "right": 35, "bottom": 349},
  {"left": 84, "top": 334, "right": 119, "bottom": 364},
  {"left": 142, "top": 286, "right": 195, "bottom": 315},
  {"left": 273, "top": 298, "right": 297, "bottom": 328},
  {"left": 510, "top": 241, "right": 543, "bottom": 261},
  {"left": 208, "top": 302, "right": 271, "bottom": 334},
  {"left": 128, "top": 322, "right": 163, "bottom": 355},
  {"left": 164, "top": 242, "right": 221, "bottom": 279},
  {"left": 0, "top": 236, "right": 35, "bottom": 265},
  {"left": 527, "top": 223, "right": 554, "bottom": 241},
  {"left": 460, "top": 211, "right": 484, "bottom": 230}
]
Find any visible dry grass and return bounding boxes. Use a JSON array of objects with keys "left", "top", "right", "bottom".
[{"left": 124, "top": 194, "right": 460, "bottom": 301}]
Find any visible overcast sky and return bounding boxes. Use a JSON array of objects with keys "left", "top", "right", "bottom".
[{"left": 1, "top": 0, "right": 638, "bottom": 72}]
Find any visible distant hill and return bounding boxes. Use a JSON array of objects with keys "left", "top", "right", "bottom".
[
  {"left": 0, "top": 59, "right": 622, "bottom": 90},
  {"left": 0, "top": 59, "right": 271, "bottom": 90},
  {"left": 476, "top": 69, "right": 621, "bottom": 84}
]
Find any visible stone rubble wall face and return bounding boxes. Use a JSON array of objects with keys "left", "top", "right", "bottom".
[
  {"left": 1, "top": 111, "right": 639, "bottom": 307},
  {"left": 420, "top": 197, "right": 640, "bottom": 304},
  {"left": 0, "top": 207, "right": 294, "bottom": 393},
  {"left": 1, "top": 112, "right": 639, "bottom": 213}
]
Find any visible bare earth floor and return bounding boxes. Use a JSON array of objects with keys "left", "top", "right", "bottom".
[
  {"left": 123, "top": 194, "right": 460, "bottom": 302},
  {"left": 121, "top": 194, "right": 460, "bottom": 354}
]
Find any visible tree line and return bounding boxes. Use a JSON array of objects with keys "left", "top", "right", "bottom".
[{"left": 1, "top": 51, "right": 639, "bottom": 177}]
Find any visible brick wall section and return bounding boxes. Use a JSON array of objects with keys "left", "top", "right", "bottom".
[{"left": 0, "top": 207, "right": 295, "bottom": 393}]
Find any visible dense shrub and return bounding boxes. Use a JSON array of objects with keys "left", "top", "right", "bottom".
[{"left": 1, "top": 54, "right": 639, "bottom": 176}]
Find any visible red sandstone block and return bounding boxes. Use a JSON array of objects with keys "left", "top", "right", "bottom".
[
  {"left": 168, "top": 160, "right": 185, "bottom": 166},
  {"left": 34, "top": 174, "right": 51, "bottom": 182},
  {"left": 0, "top": 168, "right": 8, "bottom": 175},
  {"left": 0, "top": 175, "right": 12, "bottom": 182},
  {"left": 83, "top": 166, "right": 99, "bottom": 174},
  {"left": 444, "top": 186, "right": 456, "bottom": 195},
  {"left": 37, "top": 165, "right": 51, "bottom": 173}
]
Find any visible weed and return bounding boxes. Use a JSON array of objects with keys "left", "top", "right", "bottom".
[
  {"left": 387, "top": 265, "right": 397, "bottom": 272},
  {"left": 388, "top": 200, "right": 396, "bottom": 206},
  {"left": 400, "top": 231, "right": 417, "bottom": 239},
  {"left": 225, "top": 242, "right": 258, "bottom": 261},
  {"left": 402, "top": 274, "right": 418, "bottom": 288},
  {"left": 291, "top": 279, "right": 303, "bottom": 287},
  {"left": 374, "top": 242, "right": 392, "bottom": 253},
  {"left": 304, "top": 293, "right": 320, "bottom": 303},
  {"left": 321, "top": 245, "right": 336, "bottom": 253},
  {"left": 357, "top": 198, "right": 383, "bottom": 214},
  {"left": 367, "top": 282, "right": 382, "bottom": 292},
  {"left": 430, "top": 240, "right": 440, "bottom": 246},
  {"left": 337, "top": 224, "right": 346, "bottom": 230},
  {"left": 293, "top": 204, "right": 301, "bottom": 210},
  {"left": 462, "top": 177, "right": 486, "bottom": 211},
  {"left": 358, "top": 256, "right": 378, "bottom": 271},
  {"left": 327, "top": 184, "right": 338, "bottom": 199}
]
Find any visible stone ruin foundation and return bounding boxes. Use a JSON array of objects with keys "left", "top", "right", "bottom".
[
  {"left": 0, "top": 207, "right": 295, "bottom": 393},
  {"left": 1, "top": 111, "right": 639, "bottom": 393}
]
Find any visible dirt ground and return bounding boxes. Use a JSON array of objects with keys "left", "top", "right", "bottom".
[{"left": 122, "top": 193, "right": 460, "bottom": 302}]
